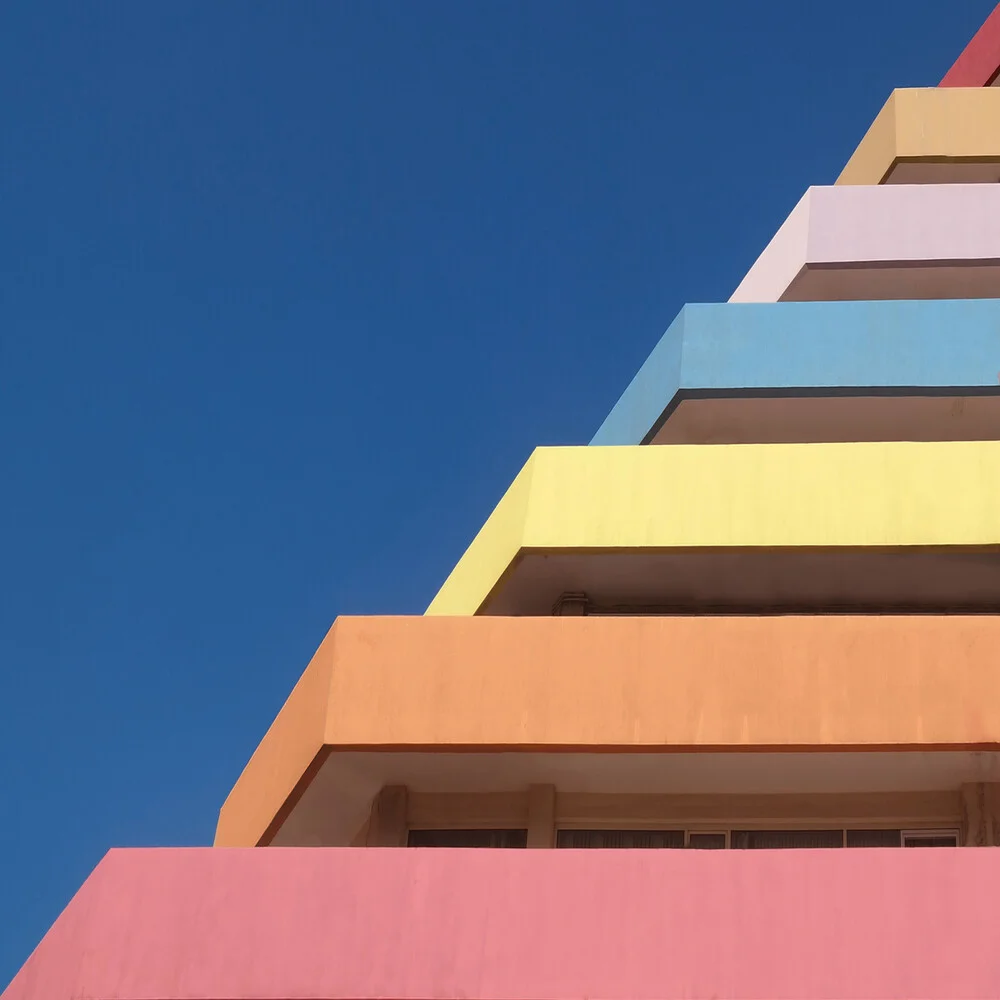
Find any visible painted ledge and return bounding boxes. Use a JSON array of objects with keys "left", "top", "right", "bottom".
[
  {"left": 940, "top": 4, "right": 1000, "bottom": 87},
  {"left": 591, "top": 300, "right": 1000, "bottom": 446},
  {"left": 730, "top": 184, "right": 1000, "bottom": 304},
  {"left": 215, "top": 614, "right": 1000, "bottom": 848},
  {"left": 8, "top": 847, "right": 1000, "bottom": 1000},
  {"left": 837, "top": 88, "right": 1000, "bottom": 185},
  {"left": 426, "top": 442, "right": 1000, "bottom": 615}
]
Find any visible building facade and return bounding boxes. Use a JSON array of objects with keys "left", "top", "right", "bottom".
[{"left": 6, "top": 7, "right": 1000, "bottom": 1000}]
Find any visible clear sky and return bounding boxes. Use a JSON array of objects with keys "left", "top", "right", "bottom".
[{"left": 0, "top": 0, "right": 993, "bottom": 984}]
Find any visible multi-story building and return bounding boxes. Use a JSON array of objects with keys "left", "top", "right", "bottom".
[{"left": 6, "top": 7, "right": 1000, "bottom": 1000}]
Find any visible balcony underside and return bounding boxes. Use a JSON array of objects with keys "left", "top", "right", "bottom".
[
  {"left": 483, "top": 546, "right": 1000, "bottom": 615},
  {"left": 885, "top": 158, "right": 1000, "bottom": 184},
  {"left": 271, "top": 751, "right": 1000, "bottom": 848},
  {"left": 650, "top": 392, "right": 1000, "bottom": 445}
]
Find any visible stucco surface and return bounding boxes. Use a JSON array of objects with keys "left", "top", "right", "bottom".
[
  {"left": 427, "top": 442, "right": 1000, "bottom": 615},
  {"left": 216, "top": 614, "right": 1000, "bottom": 846},
  {"left": 591, "top": 300, "right": 1000, "bottom": 445},
  {"left": 731, "top": 184, "right": 1000, "bottom": 303},
  {"left": 940, "top": 5, "right": 1000, "bottom": 86},
  {"left": 7, "top": 847, "right": 1000, "bottom": 1000},
  {"left": 838, "top": 88, "right": 1000, "bottom": 184}
]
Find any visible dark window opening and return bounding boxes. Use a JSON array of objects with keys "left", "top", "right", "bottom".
[
  {"left": 407, "top": 829, "right": 527, "bottom": 848},
  {"left": 847, "top": 829, "right": 902, "bottom": 848},
  {"left": 688, "top": 832, "right": 727, "bottom": 849},
  {"left": 903, "top": 831, "right": 959, "bottom": 848},
  {"left": 556, "top": 829, "right": 685, "bottom": 848},
  {"left": 731, "top": 829, "right": 843, "bottom": 849}
]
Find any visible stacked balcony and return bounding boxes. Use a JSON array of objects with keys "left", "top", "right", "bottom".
[
  {"left": 213, "top": 83, "right": 1000, "bottom": 854},
  {"left": 7, "top": 11, "right": 1000, "bottom": 1000}
]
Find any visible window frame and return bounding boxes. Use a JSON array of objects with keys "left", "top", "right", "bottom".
[{"left": 901, "top": 828, "right": 960, "bottom": 848}]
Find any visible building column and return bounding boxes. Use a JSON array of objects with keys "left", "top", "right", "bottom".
[
  {"left": 960, "top": 783, "right": 1000, "bottom": 846},
  {"left": 366, "top": 785, "right": 409, "bottom": 847},
  {"left": 527, "top": 784, "right": 556, "bottom": 848}
]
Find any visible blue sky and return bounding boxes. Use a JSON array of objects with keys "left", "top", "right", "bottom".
[{"left": 0, "top": 0, "right": 993, "bottom": 984}]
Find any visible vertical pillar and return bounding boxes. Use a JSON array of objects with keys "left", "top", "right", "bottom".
[
  {"left": 366, "top": 785, "right": 408, "bottom": 847},
  {"left": 961, "top": 783, "right": 980, "bottom": 845},
  {"left": 527, "top": 784, "right": 556, "bottom": 848},
  {"left": 988, "top": 784, "right": 1000, "bottom": 846},
  {"left": 960, "top": 782, "right": 1000, "bottom": 846}
]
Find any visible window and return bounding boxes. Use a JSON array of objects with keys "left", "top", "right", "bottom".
[
  {"left": 902, "top": 830, "right": 959, "bottom": 848},
  {"left": 731, "top": 830, "right": 843, "bottom": 849},
  {"left": 847, "top": 829, "right": 902, "bottom": 847},
  {"left": 556, "top": 829, "right": 685, "bottom": 848},
  {"left": 688, "top": 832, "right": 727, "bottom": 849},
  {"left": 406, "top": 826, "right": 960, "bottom": 850},
  {"left": 407, "top": 829, "right": 527, "bottom": 848}
]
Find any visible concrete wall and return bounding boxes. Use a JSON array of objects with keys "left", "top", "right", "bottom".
[
  {"left": 591, "top": 300, "right": 1000, "bottom": 446},
  {"left": 427, "top": 442, "right": 1000, "bottom": 615},
  {"left": 10, "top": 847, "right": 1000, "bottom": 1000},
  {"left": 838, "top": 88, "right": 1000, "bottom": 184},
  {"left": 216, "top": 614, "right": 1000, "bottom": 847}
]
